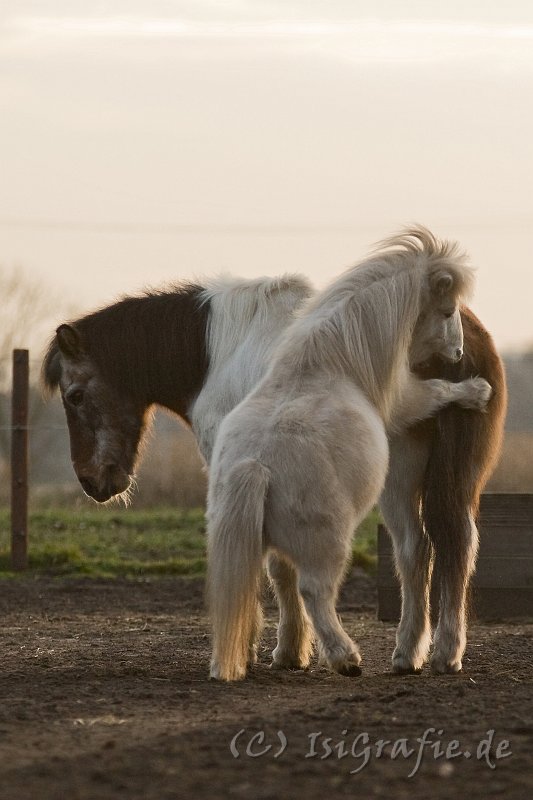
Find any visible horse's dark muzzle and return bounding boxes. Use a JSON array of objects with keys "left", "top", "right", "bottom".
[
  {"left": 79, "top": 476, "right": 97, "bottom": 496},
  {"left": 78, "top": 468, "right": 130, "bottom": 503},
  {"left": 79, "top": 476, "right": 113, "bottom": 503}
]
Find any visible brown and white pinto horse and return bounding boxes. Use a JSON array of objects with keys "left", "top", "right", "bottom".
[
  {"left": 42, "top": 237, "right": 506, "bottom": 676},
  {"left": 380, "top": 306, "right": 506, "bottom": 675}
]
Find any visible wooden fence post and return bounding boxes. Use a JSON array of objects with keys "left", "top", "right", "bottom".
[{"left": 11, "top": 349, "right": 29, "bottom": 570}]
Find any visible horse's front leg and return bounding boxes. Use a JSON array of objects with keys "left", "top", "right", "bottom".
[
  {"left": 267, "top": 553, "right": 314, "bottom": 670},
  {"left": 392, "top": 375, "right": 492, "bottom": 432},
  {"left": 431, "top": 513, "right": 479, "bottom": 674},
  {"left": 380, "top": 434, "right": 433, "bottom": 674}
]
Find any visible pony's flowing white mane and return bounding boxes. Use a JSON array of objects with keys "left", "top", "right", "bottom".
[
  {"left": 200, "top": 273, "right": 313, "bottom": 370},
  {"left": 275, "top": 226, "right": 475, "bottom": 421}
]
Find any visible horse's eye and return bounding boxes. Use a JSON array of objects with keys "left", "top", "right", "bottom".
[
  {"left": 443, "top": 310, "right": 455, "bottom": 319},
  {"left": 67, "top": 389, "right": 85, "bottom": 407}
]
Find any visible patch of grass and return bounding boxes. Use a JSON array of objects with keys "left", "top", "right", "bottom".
[
  {"left": 0, "top": 507, "right": 207, "bottom": 578},
  {"left": 352, "top": 507, "right": 380, "bottom": 575},
  {"left": 0, "top": 506, "right": 380, "bottom": 579}
]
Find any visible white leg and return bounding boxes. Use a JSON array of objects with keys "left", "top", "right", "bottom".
[
  {"left": 380, "top": 434, "right": 432, "bottom": 673},
  {"left": 267, "top": 554, "right": 314, "bottom": 669},
  {"left": 296, "top": 534, "right": 362, "bottom": 676},
  {"left": 298, "top": 572, "right": 361, "bottom": 676},
  {"left": 247, "top": 603, "right": 264, "bottom": 666},
  {"left": 431, "top": 514, "right": 479, "bottom": 674},
  {"left": 391, "top": 375, "right": 492, "bottom": 432}
]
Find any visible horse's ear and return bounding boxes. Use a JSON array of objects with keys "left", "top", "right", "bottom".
[
  {"left": 56, "top": 324, "right": 85, "bottom": 360},
  {"left": 431, "top": 270, "right": 454, "bottom": 297}
]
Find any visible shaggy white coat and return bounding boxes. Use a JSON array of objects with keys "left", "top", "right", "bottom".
[{"left": 205, "top": 228, "right": 492, "bottom": 681}]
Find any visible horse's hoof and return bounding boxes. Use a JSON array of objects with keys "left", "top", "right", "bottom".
[
  {"left": 336, "top": 662, "right": 363, "bottom": 677},
  {"left": 392, "top": 654, "right": 423, "bottom": 675},
  {"left": 271, "top": 647, "right": 310, "bottom": 671},
  {"left": 209, "top": 661, "right": 247, "bottom": 681},
  {"left": 392, "top": 665, "right": 422, "bottom": 676},
  {"left": 430, "top": 657, "right": 462, "bottom": 675},
  {"left": 270, "top": 662, "right": 309, "bottom": 673},
  {"left": 270, "top": 658, "right": 307, "bottom": 671}
]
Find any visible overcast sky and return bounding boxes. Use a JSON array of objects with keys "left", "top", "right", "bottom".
[{"left": 1, "top": 0, "right": 533, "bottom": 351}]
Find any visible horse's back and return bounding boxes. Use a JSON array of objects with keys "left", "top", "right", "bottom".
[
  {"left": 191, "top": 275, "right": 313, "bottom": 462},
  {"left": 212, "top": 374, "right": 389, "bottom": 553}
]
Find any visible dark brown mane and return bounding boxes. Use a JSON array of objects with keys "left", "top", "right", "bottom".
[{"left": 42, "top": 284, "right": 210, "bottom": 419}]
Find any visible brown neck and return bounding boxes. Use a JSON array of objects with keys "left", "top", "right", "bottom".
[{"left": 77, "top": 285, "right": 210, "bottom": 420}]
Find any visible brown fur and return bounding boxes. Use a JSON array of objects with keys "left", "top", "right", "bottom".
[
  {"left": 42, "top": 285, "right": 210, "bottom": 421},
  {"left": 41, "top": 285, "right": 211, "bottom": 502},
  {"left": 415, "top": 306, "right": 507, "bottom": 612}
]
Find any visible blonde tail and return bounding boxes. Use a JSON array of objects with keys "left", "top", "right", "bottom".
[{"left": 207, "top": 459, "right": 270, "bottom": 681}]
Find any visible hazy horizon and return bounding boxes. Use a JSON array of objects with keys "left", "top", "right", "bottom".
[{"left": 1, "top": 1, "right": 533, "bottom": 351}]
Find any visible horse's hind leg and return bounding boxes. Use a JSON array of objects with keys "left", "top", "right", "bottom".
[
  {"left": 431, "top": 513, "right": 478, "bottom": 674},
  {"left": 380, "top": 434, "right": 432, "bottom": 674},
  {"left": 296, "top": 538, "right": 361, "bottom": 677},
  {"left": 267, "top": 554, "right": 313, "bottom": 669},
  {"left": 247, "top": 603, "right": 264, "bottom": 666}
]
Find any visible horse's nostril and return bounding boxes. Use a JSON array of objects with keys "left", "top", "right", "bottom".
[
  {"left": 79, "top": 477, "right": 96, "bottom": 496},
  {"left": 455, "top": 348, "right": 463, "bottom": 361}
]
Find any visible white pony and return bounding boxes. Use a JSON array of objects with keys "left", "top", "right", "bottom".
[{"left": 207, "top": 228, "right": 492, "bottom": 681}]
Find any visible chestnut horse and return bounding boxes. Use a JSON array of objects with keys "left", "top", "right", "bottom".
[{"left": 42, "top": 229, "right": 506, "bottom": 677}]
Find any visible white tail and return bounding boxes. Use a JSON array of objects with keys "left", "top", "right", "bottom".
[{"left": 207, "top": 459, "right": 270, "bottom": 681}]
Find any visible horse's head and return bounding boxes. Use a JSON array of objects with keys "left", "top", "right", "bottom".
[
  {"left": 42, "top": 324, "right": 148, "bottom": 503},
  {"left": 409, "top": 270, "right": 465, "bottom": 368}
]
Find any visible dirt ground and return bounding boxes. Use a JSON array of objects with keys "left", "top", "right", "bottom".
[{"left": 0, "top": 570, "right": 531, "bottom": 800}]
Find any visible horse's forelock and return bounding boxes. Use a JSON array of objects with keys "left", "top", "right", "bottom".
[
  {"left": 41, "top": 338, "right": 62, "bottom": 396},
  {"left": 427, "top": 259, "right": 475, "bottom": 307},
  {"left": 449, "top": 261, "right": 475, "bottom": 303},
  {"left": 373, "top": 224, "right": 455, "bottom": 260},
  {"left": 373, "top": 224, "right": 475, "bottom": 303}
]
